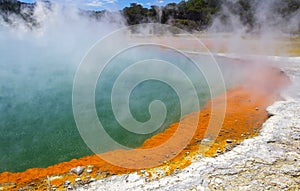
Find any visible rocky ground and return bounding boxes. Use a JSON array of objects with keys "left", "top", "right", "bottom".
[{"left": 76, "top": 56, "right": 300, "bottom": 191}]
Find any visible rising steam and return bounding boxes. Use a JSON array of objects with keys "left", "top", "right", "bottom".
[
  {"left": 0, "top": 1, "right": 125, "bottom": 172},
  {"left": 0, "top": 0, "right": 297, "bottom": 172},
  {"left": 208, "top": 0, "right": 299, "bottom": 56}
]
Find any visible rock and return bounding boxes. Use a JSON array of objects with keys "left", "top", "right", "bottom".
[
  {"left": 226, "top": 139, "right": 234, "bottom": 144},
  {"left": 75, "top": 178, "right": 81, "bottom": 182},
  {"left": 89, "top": 178, "right": 96, "bottom": 183},
  {"left": 195, "top": 138, "right": 201, "bottom": 143},
  {"left": 224, "top": 145, "right": 233, "bottom": 151},
  {"left": 64, "top": 180, "right": 71, "bottom": 187},
  {"left": 86, "top": 169, "right": 93, "bottom": 173},
  {"left": 267, "top": 140, "right": 276, "bottom": 143},
  {"left": 202, "top": 138, "right": 211, "bottom": 142},
  {"left": 156, "top": 169, "right": 165, "bottom": 178},
  {"left": 126, "top": 172, "right": 140, "bottom": 182},
  {"left": 140, "top": 170, "right": 146, "bottom": 174},
  {"left": 71, "top": 166, "right": 85, "bottom": 176},
  {"left": 29, "top": 182, "right": 35, "bottom": 186},
  {"left": 214, "top": 177, "right": 223, "bottom": 184},
  {"left": 291, "top": 132, "right": 300, "bottom": 140}
]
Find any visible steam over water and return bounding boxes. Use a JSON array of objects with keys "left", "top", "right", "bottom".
[
  {"left": 0, "top": 3, "right": 124, "bottom": 172},
  {"left": 0, "top": 40, "right": 212, "bottom": 172},
  {"left": 0, "top": 3, "right": 245, "bottom": 173},
  {"left": 0, "top": 37, "right": 221, "bottom": 172}
]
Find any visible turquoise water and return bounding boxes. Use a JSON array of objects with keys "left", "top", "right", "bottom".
[
  {"left": 0, "top": 40, "right": 234, "bottom": 173},
  {"left": 95, "top": 46, "right": 211, "bottom": 149}
]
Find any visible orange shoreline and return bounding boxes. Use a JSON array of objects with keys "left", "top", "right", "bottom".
[{"left": 0, "top": 64, "right": 289, "bottom": 190}]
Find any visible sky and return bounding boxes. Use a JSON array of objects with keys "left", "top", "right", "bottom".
[{"left": 19, "top": 0, "right": 182, "bottom": 10}]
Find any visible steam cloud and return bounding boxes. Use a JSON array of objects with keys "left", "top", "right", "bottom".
[
  {"left": 0, "top": 0, "right": 297, "bottom": 172},
  {"left": 210, "top": 0, "right": 299, "bottom": 34},
  {"left": 208, "top": 0, "right": 299, "bottom": 56},
  {"left": 0, "top": 1, "right": 126, "bottom": 172}
]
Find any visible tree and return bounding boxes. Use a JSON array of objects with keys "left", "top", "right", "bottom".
[{"left": 123, "top": 3, "right": 149, "bottom": 25}]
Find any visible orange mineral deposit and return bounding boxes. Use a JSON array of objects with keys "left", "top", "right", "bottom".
[{"left": 0, "top": 64, "right": 289, "bottom": 190}]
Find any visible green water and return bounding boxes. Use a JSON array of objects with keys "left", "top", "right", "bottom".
[
  {"left": 95, "top": 46, "right": 211, "bottom": 148},
  {"left": 0, "top": 45, "right": 228, "bottom": 173}
]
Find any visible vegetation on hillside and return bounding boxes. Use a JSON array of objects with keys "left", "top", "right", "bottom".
[{"left": 0, "top": 0, "right": 299, "bottom": 32}]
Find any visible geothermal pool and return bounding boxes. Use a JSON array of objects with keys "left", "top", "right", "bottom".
[{"left": 0, "top": 37, "right": 244, "bottom": 173}]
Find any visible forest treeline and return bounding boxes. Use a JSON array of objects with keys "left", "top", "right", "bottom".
[{"left": 0, "top": 0, "right": 299, "bottom": 32}]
